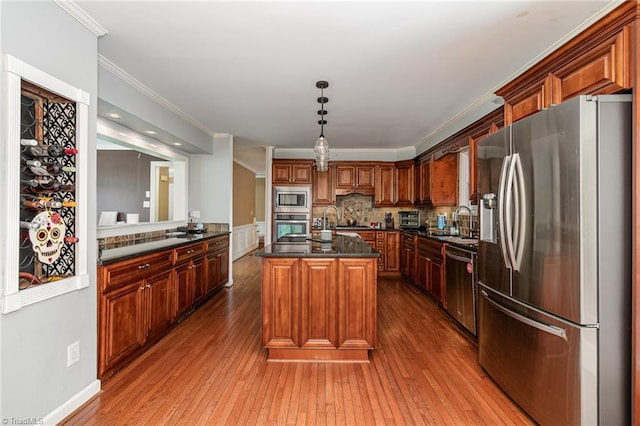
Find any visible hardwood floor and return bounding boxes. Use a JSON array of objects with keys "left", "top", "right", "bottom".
[{"left": 63, "top": 252, "right": 532, "bottom": 425}]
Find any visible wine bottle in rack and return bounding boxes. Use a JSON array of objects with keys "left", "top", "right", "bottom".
[
  {"left": 20, "top": 139, "right": 38, "bottom": 146},
  {"left": 21, "top": 178, "right": 64, "bottom": 192},
  {"left": 21, "top": 194, "right": 63, "bottom": 210},
  {"left": 23, "top": 145, "right": 77, "bottom": 158},
  {"left": 21, "top": 158, "right": 41, "bottom": 167},
  {"left": 22, "top": 163, "right": 62, "bottom": 177}
]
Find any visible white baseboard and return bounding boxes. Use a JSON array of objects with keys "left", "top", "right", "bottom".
[{"left": 43, "top": 379, "right": 100, "bottom": 425}]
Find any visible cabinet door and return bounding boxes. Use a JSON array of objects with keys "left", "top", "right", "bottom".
[
  {"left": 217, "top": 249, "right": 229, "bottom": 287},
  {"left": 416, "top": 251, "right": 429, "bottom": 291},
  {"left": 292, "top": 163, "right": 312, "bottom": 183},
  {"left": 146, "top": 270, "right": 173, "bottom": 341},
  {"left": 415, "top": 159, "right": 431, "bottom": 205},
  {"left": 99, "top": 283, "right": 145, "bottom": 376},
  {"left": 337, "top": 258, "right": 377, "bottom": 349},
  {"left": 355, "top": 165, "right": 375, "bottom": 190},
  {"left": 384, "top": 232, "right": 400, "bottom": 272},
  {"left": 552, "top": 26, "right": 631, "bottom": 103},
  {"left": 335, "top": 165, "right": 356, "bottom": 189},
  {"left": 262, "top": 258, "right": 299, "bottom": 348},
  {"left": 401, "top": 245, "right": 415, "bottom": 282},
  {"left": 374, "top": 164, "right": 396, "bottom": 206},
  {"left": 429, "top": 260, "right": 445, "bottom": 306},
  {"left": 174, "top": 262, "right": 194, "bottom": 318},
  {"left": 272, "top": 163, "right": 292, "bottom": 183},
  {"left": 395, "top": 161, "right": 414, "bottom": 205},
  {"left": 300, "top": 259, "right": 337, "bottom": 348},
  {"left": 205, "top": 253, "right": 218, "bottom": 294},
  {"left": 312, "top": 166, "right": 334, "bottom": 205},
  {"left": 431, "top": 153, "right": 458, "bottom": 206},
  {"left": 192, "top": 258, "right": 206, "bottom": 304},
  {"left": 503, "top": 75, "right": 554, "bottom": 125}
]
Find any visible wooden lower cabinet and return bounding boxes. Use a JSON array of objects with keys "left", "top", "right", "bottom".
[
  {"left": 400, "top": 232, "right": 416, "bottom": 283},
  {"left": 98, "top": 234, "right": 230, "bottom": 379},
  {"left": 416, "top": 237, "right": 445, "bottom": 305},
  {"left": 262, "top": 256, "right": 377, "bottom": 361}
]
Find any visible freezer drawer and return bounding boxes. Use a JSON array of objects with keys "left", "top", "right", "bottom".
[{"left": 478, "top": 286, "right": 598, "bottom": 425}]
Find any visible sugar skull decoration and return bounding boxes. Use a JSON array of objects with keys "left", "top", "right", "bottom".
[{"left": 28, "top": 211, "right": 66, "bottom": 264}]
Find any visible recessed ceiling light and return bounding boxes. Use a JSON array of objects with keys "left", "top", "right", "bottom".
[
  {"left": 144, "top": 130, "right": 157, "bottom": 135},
  {"left": 173, "top": 142, "right": 183, "bottom": 146},
  {"left": 106, "top": 112, "right": 122, "bottom": 119}
]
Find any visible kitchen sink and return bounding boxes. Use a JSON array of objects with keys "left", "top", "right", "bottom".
[{"left": 438, "top": 236, "right": 478, "bottom": 245}]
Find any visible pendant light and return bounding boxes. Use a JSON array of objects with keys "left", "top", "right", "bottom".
[{"left": 314, "top": 80, "right": 329, "bottom": 172}]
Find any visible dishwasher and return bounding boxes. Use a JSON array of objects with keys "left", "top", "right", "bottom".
[{"left": 445, "top": 245, "right": 477, "bottom": 336}]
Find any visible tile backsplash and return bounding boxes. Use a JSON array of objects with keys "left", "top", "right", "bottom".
[{"left": 312, "top": 194, "right": 477, "bottom": 234}]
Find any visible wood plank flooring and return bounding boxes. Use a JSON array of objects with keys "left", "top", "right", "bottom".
[{"left": 63, "top": 252, "right": 533, "bottom": 425}]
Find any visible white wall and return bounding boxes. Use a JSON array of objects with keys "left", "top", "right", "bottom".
[
  {"left": 189, "top": 134, "right": 234, "bottom": 283},
  {"left": 0, "top": 1, "right": 99, "bottom": 421}
]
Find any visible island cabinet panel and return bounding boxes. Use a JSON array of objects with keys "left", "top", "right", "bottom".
[
  {"left": 262, "top": 258, "right": 300, "bottom": 348},
  {"left": 337, "top": 259, "right": 377, "bottom": 349},
  {"left": 312, "top": 166, "right": 335, "bottom": 206},
  {"left": 374, "top": 164, "right": 396, "bottom": 206},
  {"left": 300, "top": 259, "right": 337, "bottom": 348}
]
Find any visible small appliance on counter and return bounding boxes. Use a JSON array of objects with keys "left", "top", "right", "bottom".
[
  {"left": 398, "top": 211, "right": 420, "bottom": 229},
  {"left": 384, "top": 212, "right": 394, "bottom": 229}
]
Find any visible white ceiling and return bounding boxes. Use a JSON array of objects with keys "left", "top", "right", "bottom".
[{"left": 77, "top": 1, "right": 618, "bottom": 173}]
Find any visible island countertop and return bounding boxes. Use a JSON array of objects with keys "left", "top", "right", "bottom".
[{"left": 255, "top": 234, "right": 381, "bottom": 258}]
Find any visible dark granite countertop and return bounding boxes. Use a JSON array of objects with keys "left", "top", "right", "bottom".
[
  {"left": 256, "top": 234, "right": 380, "bottom": 258},
  {"left": 98, "top": 231, "right": 230, "bottom": 265},
  {"left": 401, "top": 229, "right": 478, "bottom": 252}
]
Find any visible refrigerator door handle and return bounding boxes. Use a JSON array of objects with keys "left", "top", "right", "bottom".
[
  {"left": 503, "top": 154, "right": 518, "bottom": 270},
  {"left": 512, "top": 154, "right": 526, "bottom": 271},
  {"left": 480, "top": 290, "right": 567, "bottom": 339},
  {"left": 497, "top": 155, "right": 512, "bottom": 269}
]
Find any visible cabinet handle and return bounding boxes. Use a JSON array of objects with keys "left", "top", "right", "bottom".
[
  {"left": 139, "top": 286, "right": 145, "bottom": 290},
  {"left": 146, "top": 284, "right": 152, "bottom": 288},
  {"left": 186, "top": 249, "right": 195, "bottom": 254},
  {"left": 138, "top": 263, "right": 150, "bottom": 270}
]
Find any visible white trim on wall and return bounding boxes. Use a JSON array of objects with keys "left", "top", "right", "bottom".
[
  {"left": 1, "top": 54, "right": 90, "bottom": 314},
  {"left": 43, "top": 379, "right": 100, "bottom": 425},
  {"left": 232, "top": 224, "right": 258, "bottom": 261}
]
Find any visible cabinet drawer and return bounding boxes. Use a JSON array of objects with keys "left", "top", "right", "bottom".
[
  {"left": 100, "top": 251, "right": 172, "bottom": 292},
  {"left": 356, "top": 231, "right": 376, "bottom": 241},
  {"left": 417, "top": 238, "right": 443, "bottom": 260},
  {"left": 175, "top": 242, "right": 206, "bottom": 264},
  {"left": 402, "top": 233, "right": 416, "bottom": 247},
  {"left": 207, "top": 236, "right": 229, "bottom": 253}
]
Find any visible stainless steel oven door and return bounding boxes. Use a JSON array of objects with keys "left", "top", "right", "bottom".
[{"left": 273, "top": 213, "right": 310, "bottom": 240}]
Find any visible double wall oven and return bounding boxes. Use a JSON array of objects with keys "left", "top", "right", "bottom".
[{"left": 273, "top": 186, "right": 311, "bottom": 240}]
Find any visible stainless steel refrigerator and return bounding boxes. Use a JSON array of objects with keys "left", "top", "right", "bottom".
[{"left": 477, "top": 95, "right": 631, "bottom": 425}]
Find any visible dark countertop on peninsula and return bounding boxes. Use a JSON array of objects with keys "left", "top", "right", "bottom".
[
  {"left": 98, "top": 231, "right": 230, "bottom": 265},
  {"left": 256, "top": 234, "right": 380, "bottom": 258}
]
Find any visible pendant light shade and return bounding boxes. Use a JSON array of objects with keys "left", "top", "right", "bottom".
[{"left": 314, "top": 81, "right": 329, "bottom": 171}]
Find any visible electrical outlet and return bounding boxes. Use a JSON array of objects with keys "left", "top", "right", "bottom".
[
  {"left": 67, "top": 341, "right": 80, "bottom": 366},
  {"left": 143, "top": 201, "right": 150, "bottom": 208}
]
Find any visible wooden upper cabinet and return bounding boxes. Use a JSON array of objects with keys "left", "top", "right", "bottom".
[
  {"left": 502, "top": 75, "right": 555, "bottom": 125},
  {"left": 374, "top": 164, "right": 396, "bottom": 206},
  {"left": 467, "top": 108, "right": 504, "bottom": 204},
  {"left": 334, "top": 163, "right": 375, "bottom": 195},
  {"left": 497, "top": 5, "right": 633, "bottom": 126},
  {"left": 552, "top": 26, "right": 631, "bottom": 102},
  {"left": 431, "top": 154, "right": 458, "bottom": 207},
  {"left": 312, "top": 165, "right": 335, "bottom": 206},
  {"left": 272, "top": 160, "right": 313, "bottom": 184},
  {"left": 395, "top": 160, "right": 414, "bottom": 206},
  {"left": 414, "top": 158, "right": 431, "bottom": 205}
]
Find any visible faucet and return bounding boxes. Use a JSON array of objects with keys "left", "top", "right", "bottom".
[
  {"left": 322, "top": 205, "right": 341, "bottom": 230},
  {"left": 453, "top": 205, "right": 473, "bottom": 236}
]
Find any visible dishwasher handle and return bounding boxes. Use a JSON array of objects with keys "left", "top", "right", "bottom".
[{"left": 446, "top": 251, "right": 472, "bottom": 263}]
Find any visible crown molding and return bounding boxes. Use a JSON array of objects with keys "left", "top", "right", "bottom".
[
  {"left": 53, "top": 0, "right": 108, "bottom": 37},
  {"left": 274, "top": 147, "right": 415, "bottom": 162},
  {"left": 98, "top": 55, "right": 215, "bottom": 137}
]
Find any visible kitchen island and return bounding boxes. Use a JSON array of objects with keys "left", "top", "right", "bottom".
[{"left": 256, "top": 234, "right": 380, "bottom": 362}]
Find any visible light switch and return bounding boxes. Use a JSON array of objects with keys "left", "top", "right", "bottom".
[
  {"left": 143, "top": 201, "right": 150, "bottom": 208},
  {"left": 145, "top": 190, "right": 150, "bottom": 198}
]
